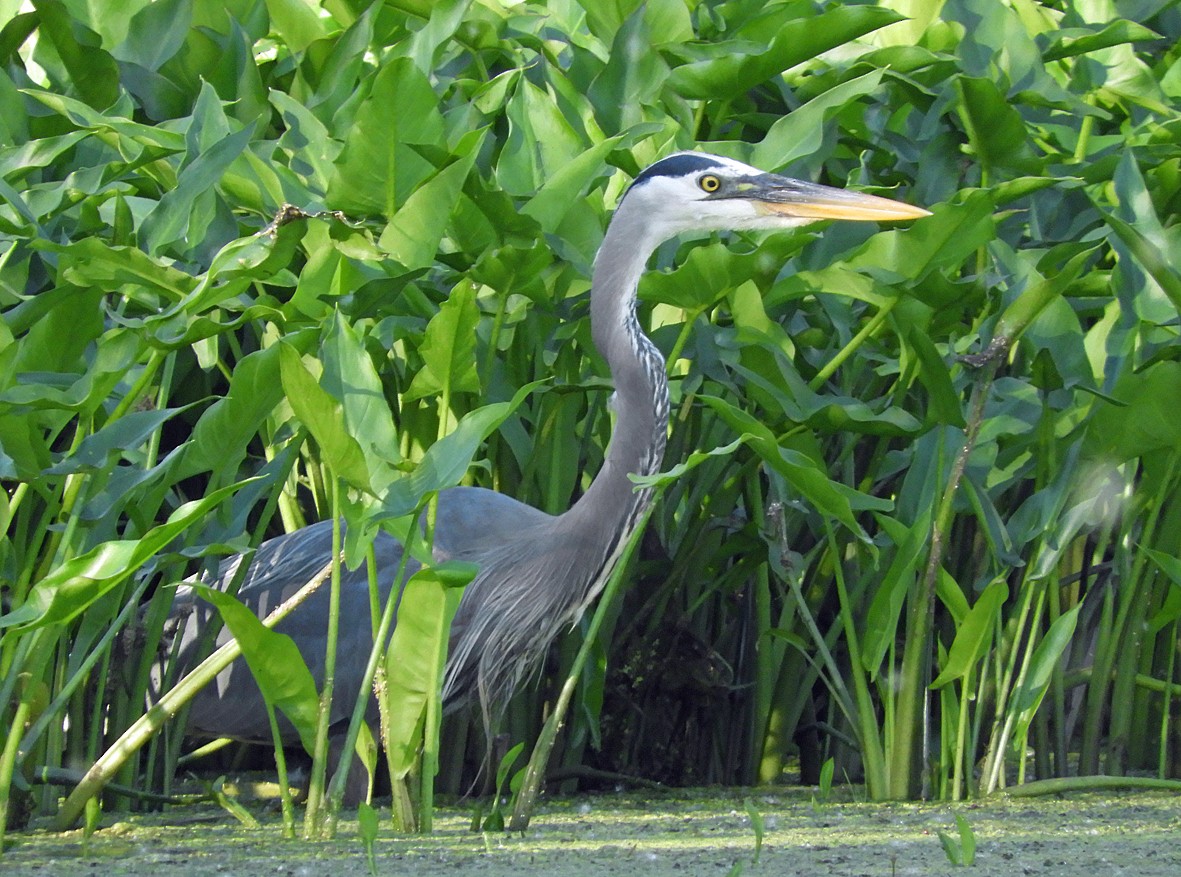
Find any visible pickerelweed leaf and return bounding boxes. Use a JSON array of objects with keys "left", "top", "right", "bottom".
[
  {"left": 931, "top": 580, "right": 1008, "bottom": 687},
  {"left": 189, "top": 583, "right": 321, "bottom": 755},
  {"left": 0, "top": 480, "right": 256, "bottom": 632},
  {"left": 384, "top": 565, "right": 470, "bottom": 778},
  {"left": 667, "top": 6, "right": 903, "bottom": 101}
]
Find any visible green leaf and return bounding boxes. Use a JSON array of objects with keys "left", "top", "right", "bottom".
[
  {"left": 1145, "top": 548, "right": 1181, "bottom": 633},
  {"left": 1084, "top": 361, "right": 1181, "bottom": 462},
  {"left": 328, "top": 57, "right": 445, "bottom": 217},
  {"left": 752, "top": 70, "right": 885, "bottom": 170},
  {"left": 265, "top": 0, "right": 332, "bottom": 53},
  {"left": 189, "top": 584, "right": 321, "bottom": 754},
  {"left": 1013, "top": 604, "right": 1080, "bottom": 716},
  {"left": 113, "top": 0, "right": 191, "bottom": 71},
  {"left": 931, "top": 580, "right": 1007, "bottom": 687},
  {"left": 403, "top": 281, "right": 481, "bottom": 402},
  {"left": 861, "top": 512, "right": 931, "bottom": 676},
  {"left": 0, "top": 480, "right": 255, "bottom": 631},
  {"left": 904, "top": 325, "right": 965, "bottom": 428},
  {"left": 31, "top": 0, "right": 119, "bottom": 109},
  {"left": 1040, "top": 21, "right": 1161, "bottom": 62},
  {"left": 521, "top": 137, "right": 621, "bottom": 229},
  {"left": 321, "top": 311, "right": 401, "bottom": 487},
  {"left": 379, "top": 135, "right": 484, "bottom": 270},
  {"left": 848, "top": 191, "right": 995, "bottom": 282},
  {"left": 380, "top": 380, "right": 546, "bottom": 518},
  {"left": 384, "top": 563, "right": 472, "bottom": 777},
  {"left": 496, "top": 78, "right": 583, "bottom": 197},
  {"left": 279, "top": 341, "right": 375, "bottom": 494},
  {"left": 49, "top": 237, "right": 198, "bottom": 304},
  {"left": 701, "top": 395, "right": 890, "bottom": 540},
  {"left": 139, "top": 124, "right": 255, "bottom": 255},
  {"left": 667, "top": 6, "right": 903, "bottom": 101}
]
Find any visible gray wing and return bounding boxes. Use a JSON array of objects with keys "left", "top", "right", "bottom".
[{"left": 163, "top": 486, "right": 554, "bottom": 742}]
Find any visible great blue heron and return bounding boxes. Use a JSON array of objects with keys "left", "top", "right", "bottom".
[{"left": 164, "top": 152, "right": 928, "bottom": 770}]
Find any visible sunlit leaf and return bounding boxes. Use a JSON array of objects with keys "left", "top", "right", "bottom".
[{"left": 190, "top": 583, "right": 321, "bottom": 754}]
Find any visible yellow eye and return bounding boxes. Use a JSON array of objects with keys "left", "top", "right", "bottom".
[{"left": 698, "top": 174, "right": 721, "bottom": 193}]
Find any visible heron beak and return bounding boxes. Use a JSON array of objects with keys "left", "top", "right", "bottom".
[{"left": 746, "top": 174, "right": 931, "bottom": 222}]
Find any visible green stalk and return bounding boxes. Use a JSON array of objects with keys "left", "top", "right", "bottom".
[
  {"left": 1079, "top": 583, "right": 1117, "bottom": 772},
  {"left": 18, "top": 576, "right": 152, "bottom": 765},
  {"left": 1158, "top": 621, "right": 1177, "bottom": 779},
  {"left": 325, "top": 520, "right": 417, "bottom": 828},
  {"left": 891, "top": 360, "right": 998, "bottom": 798},
  {"left": 743, "top": 469, "right": 776, "bottom": 785},
  {"left": 666, "top": 308, "right": 703, "bottom": 373},
  {"left": 0, "top": 630, "right": 48, "bottom": 849},
  {"left": 951, "top": 666, "right": 973, "bottom": 801},
  {"left": 266, "top": 701, "right": 296, "bottom": 838},
  {"left": 826, "top": 525, "right": 888, "bottom": 799},
  {"left": 979, "top": 577, "right": 1041, "bottom": 793},
  {"left": 303, "top": 484, "right": 344, "bottom": 839},
  {"left": 1105, "top": 483, "right": 1170, "bottom": 774},
  {"left": 418, "top": 383, "right": 454, "bottom": 834},
  {"left": 0, "top": 699, "right": 33, "bottom": 848}
]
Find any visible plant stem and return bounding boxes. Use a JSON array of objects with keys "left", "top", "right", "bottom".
[
  {"left": 303, "top": 485, "right": 344, "bottom": 839},
  {"left": 891, "top": 358, "right": 998, "bottom": 798}
]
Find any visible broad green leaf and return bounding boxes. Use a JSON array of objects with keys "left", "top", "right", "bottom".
[
  {"left": 49, "top": 238, "right": 198, "bottom": 305},
  {"left": 161, "top": 219, "right": 307, "bottom": 318},
  {"left": 1145, "top": 547, "right": 1181, "bottom": 633},
  {"left": 0, "top": 480, "right": 254, "bottom": 631},
  {"left": 328, "top": 57, "right": 445, "bottom": 217},
  {"left": 752, "top": 70, "right": 884, "bottom": 170},
  {"left": 265, "top": 0, "right": 332, "bottom": 53},
  {"left": 633, "top": 437, "right": 747, "bottom": 489},
  {"left": 384, "top": 563, "right": 472, "bottom": 777},
  {"left": 1100, "top": 150, "right": 1181, "bottom": 314},
  {"left": 956, "top": 77, "right": 1042, "bottom": 176},
  {"left": 45, "top": 404, "right": 197, "bottom": 475},
  {"left": 848, "top": 191, "right": 995, "bottom": 282},
  {"left": 667, "top": 6, "right": 903, "bottom": 101},
  {"left": 21, "top": 87, "right": 186, "bottom": 151},
  {"left": 139, "top": 124, "right": 255, "bottom": 255},
  {"left": 701, "top": 394, "right": 889, "bottom": 539},
  {"left": 1013, "top": 604, "right": 1080, "bottom": 717},
  {"left": 1084, "top": 361, "right": 1181, "bottom": 462},
  {"left": 31, "top": 0, "right": 119, "bottom": 109},
  {"left": 403, "top": 281, "right": 481, "bottom": 402},
  {"left": 496, "top": 78, "right": 584, "bottom": 197},
  {"left": 321, "top": 311, "right": 401, "bottom": 485},
  {"left": 861, "top": 512, "right": 932, "bottom": 676},
  {"left": 903, "top": 325, "right": 965, "bottom": 428},
  {"left": 113, "top": 0, "right": 191, "bottom": 71},
  {"left": 1040, "top": 21, "right": 1161, "bottom": 62},
  {"left": 379, "top": 134, "right": 484, "bottom": 270},
  {"left": 280, "top": 341, "right": 375, "bottom": 494},
  {"left": 587, "top": 6, "right": 669, "bottom": 135},
  {"left": 190, "top": 583, "right": 321, "bottom": 754},
  {"left": 521, "top": 137, "right": 621, "bottom": 229},
  {"left": 931, "top": 580, "right": 1007, "bottom": 687}
]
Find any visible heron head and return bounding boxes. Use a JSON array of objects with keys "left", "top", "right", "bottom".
[{"left": 621, "top": 152, "right": 930, "bottom": 241}]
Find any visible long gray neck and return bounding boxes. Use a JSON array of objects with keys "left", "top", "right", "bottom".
[{"left": 562, "top": 208, "right": 669, "bottom": 544}]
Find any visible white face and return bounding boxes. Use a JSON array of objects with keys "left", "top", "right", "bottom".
[
  {"left": 622, "top": 153, "right": 812, "bottom": 240},
  {"left": 618, "top": 152, "right": 929, "bottom": 248}
]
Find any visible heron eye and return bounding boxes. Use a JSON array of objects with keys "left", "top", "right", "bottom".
[{"left": 698, "top": 174, "right": 722, "bottom": 193}]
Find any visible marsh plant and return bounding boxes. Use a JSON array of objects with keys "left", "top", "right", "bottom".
[{"left": 1, "top": 0, "right": 1180, "bottom": 844}]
